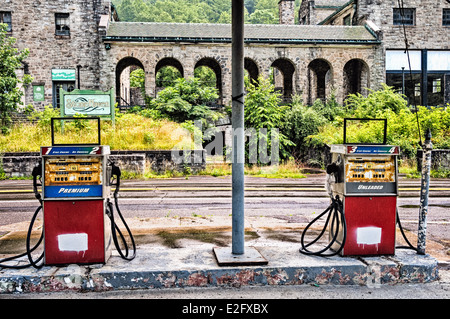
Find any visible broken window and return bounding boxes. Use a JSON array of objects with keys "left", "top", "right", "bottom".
[{"left": 55, "top": 13, "right": 70, "bottom": 36}]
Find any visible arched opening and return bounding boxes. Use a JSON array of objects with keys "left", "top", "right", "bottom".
[
  {"left": 155, "top": 58, "right": 184, "bottom": 94},
  {"left": 244, "top": 58, "right": 259, "bottom": 85},
  {"left": 343, "top": 59, "right": 370, "bottom": 98},
  {"left": 115, "top": 57, "right": 145, "bottom": 107},
  {"left": 307, "top": 59, "right": 332, "bottom": 105},
  {"left": 194, "top": 58, "right": 223, "bottom": 105},
  {"left": 270, "top": 58, "right": 295, "bottom": 102}
]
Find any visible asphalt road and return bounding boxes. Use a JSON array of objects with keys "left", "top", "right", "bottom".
[
  {"left": 0, "top": 174, "right": 449, "bottom": 300},
  {"left": 0, "top": 174, "right": 449, "bottom": 248}
]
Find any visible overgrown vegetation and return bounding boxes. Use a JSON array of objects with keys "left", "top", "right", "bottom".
[
  {"left": 2, "top": 57, "right": 450, "bottom": 179},
  {"left": 308, "top": 85, "right": 450, "bottom": 159},
  {"left": 146, "top": 77, "right": 222, "bottom": 125},
  {"left": 0, "top": 23, "right": 32, "bottom": 133},
  {"left": 0, "top": 105, "right": 193, "bottom": 152}
]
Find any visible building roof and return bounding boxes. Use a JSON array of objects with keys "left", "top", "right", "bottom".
[
  {"left": 104, "top": 22, "right": 379, "bottom": 45},
  {"left": 314, "top": 0, "right": 350, "bottom": 8},
  {"left": 319, "top": 0, "right": 355, "bottom": 25}
]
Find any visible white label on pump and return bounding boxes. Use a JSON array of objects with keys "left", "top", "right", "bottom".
[
  {"left": 58, "top": 233, "right": 88, "bottom": 252},
  {"left": 356, "top": 227, "right": 382, "bottom": 245}
]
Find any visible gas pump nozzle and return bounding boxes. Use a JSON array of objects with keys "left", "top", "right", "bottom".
[{"left": 31, "top": 162, "right": 43, "bottom": 203}]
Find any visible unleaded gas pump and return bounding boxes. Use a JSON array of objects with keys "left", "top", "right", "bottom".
[
  {"left": 0, "top": 117, "right": 135, "bottom": 269},
  {"left": 300, "top": 118, "right": 400, "bottom": 257}
]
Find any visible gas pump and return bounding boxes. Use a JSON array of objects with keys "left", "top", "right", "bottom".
[
  {"left": 0, "top": 117, "right": 135, "bottom": 269},
  {"left": 40, "top": 145, "right": 112, "bottom": 265},
  {"left": 300, "top": 118, "right": 400, "bottom": 257}
]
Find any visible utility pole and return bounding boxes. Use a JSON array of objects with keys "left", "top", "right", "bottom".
[
  {"left": 231, "top": 0, "right": 245, "bottom": 255},
  {"left": 213, "top": 0, "right": 266, "bottom": 266}
]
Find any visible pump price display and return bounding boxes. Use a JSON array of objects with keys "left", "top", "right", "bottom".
[{"left": 43, "top": 156, "right": 103, "bottom": 198}]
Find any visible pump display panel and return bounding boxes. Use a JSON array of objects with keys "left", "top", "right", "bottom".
[
  {"left": 330, "top": 144, "right": 400, "bottom": 196},
  {"left": 345, "top": 155, "right": 397, "bottom": 194},
  {"left": 41, "top": 146, "right": 108, "bottom": 198},
  {"left": 44, "top": 157, "right": 102, "bottom": 186}
]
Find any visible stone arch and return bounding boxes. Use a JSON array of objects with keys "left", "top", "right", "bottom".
[
  {"left": 271, "top": 58, "right": 296, "bottom": 102},
  {"left": 343, "top": 58, "right": 370, "bottom": 98},
  {"left": 244, "top": 58, "right": 259, "bottom": 84},
  {"left": 116, "top": 56, "right": 145, "bottom": 107},
  {"left": 155, "top": 57, "right": 184, "bottom": 92},
  {"left": 194, "top": 57, "right": 223, "bottom": 104},
  {"left": 307, "top": 58, "right": 333, "bottom": 105}
]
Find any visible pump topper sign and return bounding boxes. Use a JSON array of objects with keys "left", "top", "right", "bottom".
[{"left": 60, "top": 88, "right": 115, "bottom": 123}]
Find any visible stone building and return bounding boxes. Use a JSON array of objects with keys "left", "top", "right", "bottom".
[
  {"left": 1, "top": 0, "right": 449, "bottom": 111},
  {"left": 0, "top": 0, "right": 116, "bottom": 110},
  {"left": 101, "top": 20, "right": 382, "bottom": 106},
  {"left": 306, "top": 0, "right": 450, "bottom": 107}
]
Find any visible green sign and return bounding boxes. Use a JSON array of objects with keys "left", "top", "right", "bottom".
[
  {"left": 33, "top": 85, "right": 45, "bottom": 101},
  {"left": 60, "top": 88, "right": 115, "bottom": 123},
  {"left": 52, "top": 69, "right": 76, "bottom": 81}
]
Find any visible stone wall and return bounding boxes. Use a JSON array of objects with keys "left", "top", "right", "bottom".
[
  {"left": 355, "top": 0, "right": 450, "bottom": 50},
  {"left": 0, "top": 0, "right": 111, "bottom": 110},
  {"left": 0, "top": 150, "right": 206, "bottom": 178},
  {"left": 417, "top": 149, "right": 450, "bottom": 172}
]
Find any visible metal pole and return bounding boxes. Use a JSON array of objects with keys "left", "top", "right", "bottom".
[
  {"left": 231, "top": 0, "right": 245, "bottom": 255},
  {"left": 417, "top": 129, "right": 432, "bottom": 255}
]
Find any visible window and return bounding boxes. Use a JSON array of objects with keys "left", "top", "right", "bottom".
[
  {"left": 444, "top": 9, "right": 450, "bottom": 26},
  {"left": 428, "top": 74, "right": 445, "bottom": 106},
  {"left": 386, "top": 50, "right": 450, "bottom": 106},
  {"left": 53, "top": 81, "right": 75, "bottom": 108},
  {"left": 393, "top": 8, "right": 415, "bottom": 26},
  {"left": 343, "top": 14, "right": 352, "bottom": 26},
  {"left": 386, "top": 73, "right": 422, "bottom": 106},
  {"left": 0, "top": 12, "right": 12, "bottom": 32},
  {"left": 55, "top": 13, "right": 70, "bottom": 36}
]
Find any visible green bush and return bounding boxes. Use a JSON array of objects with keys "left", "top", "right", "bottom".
[
  {"left": 244, "top": 76, "right": 294, "bottom": 160},
  {"left": 308, "top": 85, "right": 450, "bottom": 159},
  {"left": 282, "top": 96, "right": 327, "bottom": 158},
  {"left": 148, "top": 77, "right": 221, "bottom": 124}
]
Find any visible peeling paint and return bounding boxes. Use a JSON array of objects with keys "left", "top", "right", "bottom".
[{"left": 187, "top": 272, "right": 211, "bottom": 287}]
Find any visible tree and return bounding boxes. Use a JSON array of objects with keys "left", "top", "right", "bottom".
[
  {"left": 0, "top": 23, "right": 32, "bottom": 133},
  {"left": 113, "top": 0, "right": 300, "bottom": 24}
]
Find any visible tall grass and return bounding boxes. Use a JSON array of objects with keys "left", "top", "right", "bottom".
[{"left": 0, "top": 113, "right": 193, "bottom": 152}]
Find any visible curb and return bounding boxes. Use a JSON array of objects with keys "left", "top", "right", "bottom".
[{"left": 0, "top": 246, "right": 439, "bottom": 294}]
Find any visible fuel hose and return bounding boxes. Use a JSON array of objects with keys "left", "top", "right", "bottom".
[
  {"left": 299, "top": 195, "right": 347, "bottom": 257},
  {"left": 106, "top": 162, "right": 136, "bottom": 261}
]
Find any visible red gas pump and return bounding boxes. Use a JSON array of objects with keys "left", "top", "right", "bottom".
[
  {"left": 40, "top": 144, "right": 112, "bottom": 265},
  {"left": 37, "top": 117, "right": 134, "bottom": 266},
  {"left": 0, "top": 118, "right": 135, "bottom": 269},
  {"left": 300, "top": 118, "right": 400, "bottom": 257}
]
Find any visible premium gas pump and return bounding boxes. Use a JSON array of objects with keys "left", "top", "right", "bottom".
[
  {"left": 39, "top": 118, "right": 112, "bottom": 265},
  {"left": 300, "top": 118, "right": 400, "bottom": 257},
  {"left": 40, "top": 146, "right": 112, "bottom": 265},
  {"left": 0, "top": 117, "right": 135, "bottom": 269}
]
